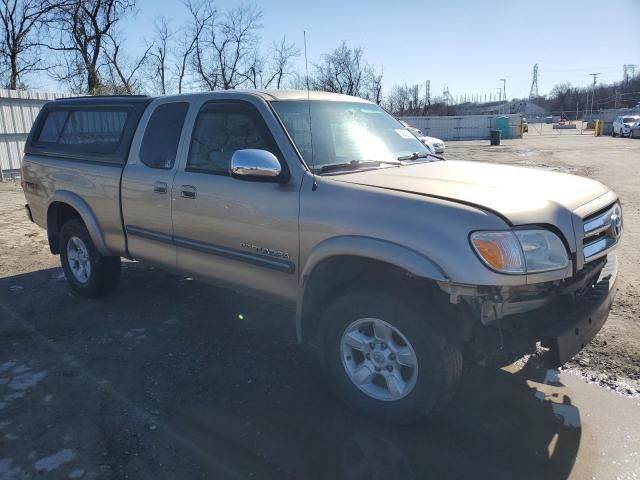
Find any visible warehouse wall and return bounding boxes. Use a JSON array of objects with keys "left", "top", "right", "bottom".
[
  {"left": 0, "top": 89, "right": 62, "bottom": 178},
  {"left": 398, "top": 114, "right": 522, "bottom": 141}
]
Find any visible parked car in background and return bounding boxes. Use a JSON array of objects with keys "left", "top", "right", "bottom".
[
  {"left": 630, "top": 120, "right": 640, "bottom": 139},
  {"left": 420, "top": 134, "right": 446, "bottom": 154},
  {"left": 399, "top": 120, "right": 446, "bottom": 154},
  {"left": 612, "top": 115, "right": 640, "bottom": 137}
]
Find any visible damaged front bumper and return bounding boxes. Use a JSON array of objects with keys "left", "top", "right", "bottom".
[
  {"left": 521, "top": 254, "right": 617, "bottom": 365},
  {"left": 440, "top": 254, "right": 618, "bottom": 366}
]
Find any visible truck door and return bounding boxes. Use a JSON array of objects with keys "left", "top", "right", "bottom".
[
  {"left": 171, "top": 100, "right": 300, "bottom": 304},
  {"left": 121, "top": 100, "right": 191, "bottom": 269}
]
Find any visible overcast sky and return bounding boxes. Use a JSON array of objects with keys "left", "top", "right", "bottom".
[{"left": 37, "top": 0, "right": 640, "bottom": 99}]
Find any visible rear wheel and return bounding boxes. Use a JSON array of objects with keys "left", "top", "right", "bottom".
[
  {"left": 59, "top": 219, "right": 121, "bottom": 297},
  {"left": 320, "top": 290, "right": 462, "bottom": 423}
]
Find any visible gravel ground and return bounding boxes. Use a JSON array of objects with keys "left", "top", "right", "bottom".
[{"left": 447, "top": 132, "right": 640, "bottom": 393}]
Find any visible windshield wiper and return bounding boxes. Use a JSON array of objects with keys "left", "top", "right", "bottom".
[
  {"left": 313, "top": 159, "right": 402, "bottom": 174},
  {"left": 397, "top": 152, "right": 444, "bottom": 161}
]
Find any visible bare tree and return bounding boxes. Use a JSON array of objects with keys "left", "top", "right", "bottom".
[
  {"left": 189, "top": 1, "right": 263, "bottom": 90},
  {"left": 364, "top": 65, "right": 382, "bottom": 104},
  {"left": 147, "top": 16, "right": 172, "bottom": 94},
  {"left": 386, "top": 83, "right": 412, "bottom": 115},
  {"left": 312, "top": 41, "right": 382, "bottom": 101},
  {"left": 103, "top": 31, "right": 149, "bottom": 94},
  {"left": 313, "top": 41, "right": 364, "bottom": 96},
  {"left": 48, "top": 0, "right": 136, "bottom": 94},
  {"left": 0, "top": 0, "right": 62, "bottom": 89},
  {"left": 263, "top": 36, "right": 298, "bottom": 88},
  {"left": 172, "top": 1, "right": 210, "bottom": 94},
  {"left": 241, "top": 36, "right": 299, "bottom": 89}
]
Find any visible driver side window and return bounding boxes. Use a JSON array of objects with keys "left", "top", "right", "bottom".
[{"left": 187, "top": 102, "right": 275, "bottom": 175}]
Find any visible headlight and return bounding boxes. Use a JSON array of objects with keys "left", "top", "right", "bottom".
[{"left": 470, "top": 229, "right": 569, "bottom": 274}]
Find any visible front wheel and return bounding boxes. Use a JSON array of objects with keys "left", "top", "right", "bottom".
[
  {"left": 320, "top": 290, "right": 462, "bottom": 423},
  {"left": 59, "top": 219, "right": 121, "bottom": 297}
]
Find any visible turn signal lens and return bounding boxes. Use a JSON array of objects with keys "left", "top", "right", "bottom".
[
  {"left": 471, "top": 230, "right": 569, "bottom": 274},
  {"left": 471, "top": 231, "right": 525, "bottom": 273}
]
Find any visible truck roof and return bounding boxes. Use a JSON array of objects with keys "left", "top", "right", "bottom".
[
  {"left": 52, "top": 90, "right": 372, "bottom": 105},
  {"left": 53, "top": 95, "right": 152, "bottom": 107}
]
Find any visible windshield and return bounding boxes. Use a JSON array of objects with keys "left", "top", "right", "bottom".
[
  {"left": 623, "top": 117, "right": 639, "bottom": 123},
  {"left": 271, "top": 100, "right": 430, "bottom": 170}
]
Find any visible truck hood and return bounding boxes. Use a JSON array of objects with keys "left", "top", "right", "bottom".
[{"left": 331, "top": 160, "right": 610, "bottom": 226}]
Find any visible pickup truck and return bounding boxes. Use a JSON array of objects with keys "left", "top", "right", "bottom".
[{"left": 21, "top": 91, "right": 622, "bottom": 422}]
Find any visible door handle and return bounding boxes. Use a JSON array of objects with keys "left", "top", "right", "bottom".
[
  {"left": 180, "top": 185, "right": 197, "bottom": 198},
  {"left": 153, "top": 181, "right": 168, "bottom": 194}
]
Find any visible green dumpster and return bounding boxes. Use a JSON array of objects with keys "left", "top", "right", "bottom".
[{"left": 495, "top": 116, "right": 510, "bottom": 139}]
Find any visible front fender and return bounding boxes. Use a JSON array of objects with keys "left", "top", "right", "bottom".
[
  {"left": 295, "top": 235, "right": 448, "bottom": 343},
  {"left": 48, "top": 190, "right": 112, "bottom": 256}
]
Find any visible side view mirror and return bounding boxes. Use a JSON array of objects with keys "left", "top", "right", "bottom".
[{"left": 230, "top": 149, "right": 282, "bottom": 180}]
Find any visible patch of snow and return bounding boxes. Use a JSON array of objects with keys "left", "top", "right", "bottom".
[
  {"left": 0, "top": 458, "right": 12, "bottom": 474},
  {"left": 11, "top": 365, "right": 32, "bottom": 374},
  {"left": 4, "top": 392, "right": 25, "bottom": 402},
  {"left": 69, "top": 469, "right": 85, "bottom": 478},
  {"left": 33, "top": 449, "right": 76, "bottom": 473},
  {"left": 8, "top": 371, "right": 46, "bottom": 391},
  {"left": 543, "top": 369, "right": 561, "bottom": 385},
  {"left": 0, "top": 361, "right": 16, "bottom": 372}
]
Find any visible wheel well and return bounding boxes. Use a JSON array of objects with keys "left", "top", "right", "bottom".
[
  {"left": 47, "top": 202, "right": 82, "bottom": 254},
  {"left": 299, "top": 256, "right": 454, "bottom": 345}
]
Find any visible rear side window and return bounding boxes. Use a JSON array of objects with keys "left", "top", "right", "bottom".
[
  {"left": 34, "top": 108, "right": 130, "bottom": 156},
  {"left": 187, "top": 102, "right": 276, "bottom": 175},
  {"left": 139, "top": 102, "right": 189, "bottom": 169}
]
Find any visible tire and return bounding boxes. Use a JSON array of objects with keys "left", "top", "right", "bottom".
[
  {"left": 320, "top": 289, "right": 462, "bottom": 423},
  {"left": 612, "top": 128, "right": 617, "bottom": 137},
  {"left": 59, "top": 219, "right": 121, "bottom": 297}
]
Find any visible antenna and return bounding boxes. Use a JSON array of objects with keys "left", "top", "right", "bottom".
[{"left": 303, "top": 31, "right": 317, "bottom": 192}]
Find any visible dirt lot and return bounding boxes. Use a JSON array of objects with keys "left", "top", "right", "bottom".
[
  {"left": 0, "top": 132, "right": 639, "bottom": 479},
  {"left": 447, "top": 133, "right": 640, "bottom": 394}
]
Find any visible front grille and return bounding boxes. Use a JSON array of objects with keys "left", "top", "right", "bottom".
[{"left": 582, "top": 202, "right": 622, "bottom": 263}]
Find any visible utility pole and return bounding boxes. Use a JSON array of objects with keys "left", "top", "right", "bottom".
[
  {"left": 500, "top": 78, "right": 507, "bottom": 102},
  {"left": 425, "top": 80, "right": 431, "bottom": 105},
  {"left": 529, "top": 64, "right": 539, "bottom": 98},
  {"left": 589, "top": 73, "right": 600, "bottom": 116},
  {"left": 623, "top": 64, "right": 636, "bottom": 84}
]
